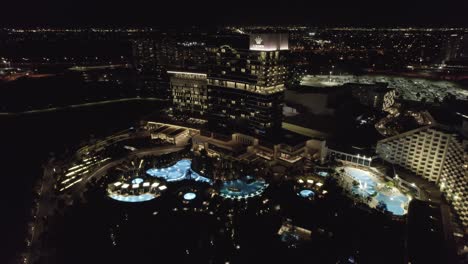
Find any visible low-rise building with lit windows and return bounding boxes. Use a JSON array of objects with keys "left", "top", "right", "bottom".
[
  {"left": 147, "top": 123, "right": 190, "bottom": 145},
  {"left": 192, "top": 130, "right": 327, "bottom": 165}
]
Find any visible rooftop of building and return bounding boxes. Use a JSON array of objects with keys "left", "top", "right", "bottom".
[{"left": 275, "top": 129, "right": 311, "bottom": 147}]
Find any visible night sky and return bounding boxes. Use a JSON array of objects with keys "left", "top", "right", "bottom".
[{"left": 2, "top": 0, "right": 468, "bottom": 27}]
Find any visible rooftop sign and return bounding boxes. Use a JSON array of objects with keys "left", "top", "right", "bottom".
[{"left": 249, "top": 33, "right": 289, "bottom": 51}]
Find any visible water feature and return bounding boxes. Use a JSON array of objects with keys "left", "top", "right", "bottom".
[
  {"left": 219, "top": 177, "right": 268, "bottom": 200},
  {"left": 343, "top": 167, "right": 409, "bottom": 215},
  {"left": 146, "top": 159, "right": 211, "bottom": 183}
]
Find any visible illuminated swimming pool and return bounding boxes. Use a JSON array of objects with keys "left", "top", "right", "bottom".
[
  {"left": 219, "top": 177, "right": 268, "bottom": 200},
  {"left": 299, "top": 189, "right": 315, "bottom": 198},
  {"left": 343, "top": 167, "right": 408, "bottom": 215},
  {"left": 146, "top": 159, "right": 211, "bottom": 184},
  {"left": 344, "top": 167, "right": 377, "bottom": 197},
  {"left": 376, "top": 193, "right": 408, "bottom": 216},
  {"left": 317, "top": 172, "right": 329, "bottom": 177},
  {"left": 183, "top": 192, "right": 197, "bottom": 200},
  {"left": 131, "top": 178, "right": 144, "bottom": 184},
  {"left": 109, "top": 193, "right": 155, "bottom": 202}
]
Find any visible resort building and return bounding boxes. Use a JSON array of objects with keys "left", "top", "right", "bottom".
[
  {"left": 147, "top": 122, "right": 193, "bottom": 145},
  {"left": 288, "top": 77, "right": 396, "bottom": 116},
  {"left": 327, "top": 148, "right": 376, "bottom": 167},
  {"left": 168, "top": 70, "right": 208, "bottom": 118},
  {"left": 376, "top": 125, "right": 468, "bottom": 228},
  {"left": 192, "top": 130, "right": 327, "bottom": 165}
]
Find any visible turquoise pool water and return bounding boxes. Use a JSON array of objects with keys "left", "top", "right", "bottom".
[
  {"left": 345, "top": 167, "right": 377, "bottom": 197},
  {"left": 317, "top": 171, "right": 329, "bottom": 177},
  {"left": 376, "top": 193, "right": 408, "bottom": 216},
  {"left": 299, "top": 189, "right": 315, "bottom": 198},
  {"left": 146, "top": 159, "right": 211, "bottom": 184},
  {"left": 183, "top": 192, "right": 197, "bottom": 200},
  {"left": 131, "top": 178, "right": 144, "bottom": 184},
  {"left": 219, "top": 177, "right": 268, "bottom": 199},
  {"left": 109, "top": 193, "right": 155, "bottom": 202},
  {"left": 344, "top": 167, "right": 408, "bottom": 215}
]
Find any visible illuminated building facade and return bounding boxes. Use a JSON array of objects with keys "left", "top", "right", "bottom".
[
  {"left": 192, "top": 131, "right": 327, "bottom": 165},
  {"left": 206, "top": 33, "right": 288, "bottom": 139},
  {"left": 377, "top": 125, "right": 468, "bottom": 227},
  {"left": 169, "top": 71, "right": 208, "bottom": 118}
]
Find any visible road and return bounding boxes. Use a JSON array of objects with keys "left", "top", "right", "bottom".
[
  {"left": 23, "top": 160, "right": 59, "bottom": 264},
  {"left": 0, "top": 97, "right": 166, "bottom": 116}
]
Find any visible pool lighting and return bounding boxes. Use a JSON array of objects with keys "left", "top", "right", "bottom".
[
  {"left": 108, "top": 193, "right": 156, "bottom": 202},
  {"left": 343, "top": 166, "right": 409, "bottom": 215},
  {"left": 219, "top": 177, "right": 267, "bottom": 200},
  {"left": 299, "top": 189, "right": 315, "bottom": 198},
  {"left": 183, "top": 192, "right": 197, "bottom": 200},
  {"left": 131, "top": 178, "right": 144, "bottom": 184},
  {"left": 146, "top": 159, "right": 211, "bottom": 184}
]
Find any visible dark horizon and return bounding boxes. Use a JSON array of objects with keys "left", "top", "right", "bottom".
[{"left": 2, "top": 0, "right": 468, "bottom": 27}]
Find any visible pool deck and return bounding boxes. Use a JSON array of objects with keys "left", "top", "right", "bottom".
[
  {"left": 338, "top": 166, "right": 410, "bottom": 215},
  {"left": 146, "top": 159, "right": 212, "bottom": 184},
  {"left": 219, "top": 178, "right": 268, "bottom": 200}
]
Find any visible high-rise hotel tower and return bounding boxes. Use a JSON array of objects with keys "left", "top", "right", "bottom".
[{"left": 205, "top": 33, "right": 288, "bottom": 139}]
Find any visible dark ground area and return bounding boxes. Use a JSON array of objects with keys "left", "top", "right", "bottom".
[{"left": 1, "top": 100, "right": 164, "bottom": 263}]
